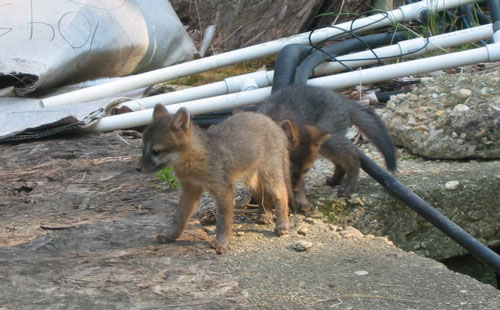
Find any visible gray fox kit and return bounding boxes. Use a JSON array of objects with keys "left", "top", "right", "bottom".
[
  {"left": 139, "top": 104, "right": 293, "bottom": 254},
  {"left": 258, "top": 84, "right": 397, "bottom": 204}
]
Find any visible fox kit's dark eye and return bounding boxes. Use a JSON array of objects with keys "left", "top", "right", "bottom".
[{"left": 151, "top": 149, "right": 161, "bottom": 156}]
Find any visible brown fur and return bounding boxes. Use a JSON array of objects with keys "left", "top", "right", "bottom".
[
  {"left": 280, "top": 120, "right": 330, "bottom": 213},
  {"left": 140, "top": 104, "right": 293, "bottom": 254}
]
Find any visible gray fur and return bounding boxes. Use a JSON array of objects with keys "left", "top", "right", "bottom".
[{"left": 258, "top": 84, "right": 396, "bottom": 197}]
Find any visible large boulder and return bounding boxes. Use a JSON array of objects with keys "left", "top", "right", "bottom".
[{"left": 381, "top": 74, "right": 500, "bottom": 159}]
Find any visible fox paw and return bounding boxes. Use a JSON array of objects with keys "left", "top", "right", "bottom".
[
  {"left": 274, "top": 225, "right": 289, "bottom": 237},
  {"left": 213, "top": 241, "right": 229, "bottom": 255},
  {"left": 295, "top": 197, "right": 312, "bottom": 215},
  {"left": 336, "top": 187, "right": 353, "bottom": 197},
  {"left": 155, "top": 233, "right": 177, "bottom": 243},
  {"left": 325, "top": 175, "right": 342, "bottom": 187}
]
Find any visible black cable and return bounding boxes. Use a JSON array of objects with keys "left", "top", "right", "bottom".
[
  {"left": 295, "top": 32, "right": 414, "bottom": 84},
  {"left": 301, "top": 10, "right": 432, "bottom": 78}
]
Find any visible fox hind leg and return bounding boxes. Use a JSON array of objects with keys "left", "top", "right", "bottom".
[
  {"left": 261, "top": 175, "right": 290, "bottom": 236},
  {"left": 326, "top": 163, "right": 345, "bottom": 187},
  {"left": 320, "top": 136, "right": 360, "bottom": 197}
]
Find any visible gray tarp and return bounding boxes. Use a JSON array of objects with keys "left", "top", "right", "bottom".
[{"left": 0, "top": 0, "right": 195, "bottom": 142}]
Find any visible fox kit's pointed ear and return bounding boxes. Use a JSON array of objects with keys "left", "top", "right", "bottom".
[
  {"left": 280, "top": 119, "right": 300, "bottom": 147},
  {"left": 171, "top": 107, "right": 190, "bottom": 131},
  {"left": 307, "top": 125, "right": 331, "bottom": 146},
  {"left": 153, "top": 104, "right": 170, "bottom": 120}
]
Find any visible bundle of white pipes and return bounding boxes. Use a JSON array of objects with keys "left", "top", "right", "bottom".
[
  {"left": 104, "top": 24, "right": 494, "bottom": 114},
  {"left": 39, "top": 0, "right": 491, "bottom": 133}
]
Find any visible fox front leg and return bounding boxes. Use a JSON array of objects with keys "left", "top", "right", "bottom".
[
  {"left": 210, "top": 185, "right": 235, "bottom": 254},
  {"left": 293, "top": 182, "right": 313, "bottom": 215},
  {"left": 156, "top": 183, "right": 203, "bottom": 243}
]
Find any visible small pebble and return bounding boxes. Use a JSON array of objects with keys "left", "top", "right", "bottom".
[
  {"left": 354, "top": 270, "right": 369, "bottom": 276},
  {"left": 293, "top": 240, "right": 312, "bottom": 252},
  {"left": 453, "top": 104, "right": 470, "bottom": 112},
  {"left": 136, "top": 283, "right": 150, "bottom": 289},
  {"left": 445, "top": 180, "right": 460, "bottom": 190},
  {"left": 304, "top": 218, "right": 317, "bottom": 224},
  {"left": 435, "top": 110, "right": 446, "bottom": 117},
  {"left": 456, "top": 88, "right": 472, "bottom": 99},
  {"left": 297, "top": 225, "right": 308, "bottom": 236},
  {"left": 474, "top": 129, "right": 487, "bottom": 139}
]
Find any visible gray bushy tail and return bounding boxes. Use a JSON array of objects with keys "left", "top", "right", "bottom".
[{"left": 350, "top": 106, "right": 397, "bottom": 171}]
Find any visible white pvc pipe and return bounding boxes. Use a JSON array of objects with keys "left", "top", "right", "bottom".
[
  {"left": 314, "top": 23, "right": 494, "bottom": 76},
  {"left": 41, "top": 0, "right": 475, "bottom": 108},
  {"left": 89, "top": 43, "right": 500, "bottom": 132},
  {"left": 111, "top": 24, "right": 493, "bottom": 112},
  {"left": 114, "top": 70, "right": 273, "bottom": 111},
  {"left": 199, "top": 25, "right": 216, "bottom": 57},
  {"left": 88, "top": 88, "right": 272, "bottom": 132},
  {"left": 310, "top": 43, "right": 500, "bottom": 89}
]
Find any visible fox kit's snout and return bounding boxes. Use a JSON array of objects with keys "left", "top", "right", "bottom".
[
  {"left": 140, "top": 104, "right": 293, "bottom": 254},
  {"left": 139, "top": 104, "right": 191, "bottom": 174}
]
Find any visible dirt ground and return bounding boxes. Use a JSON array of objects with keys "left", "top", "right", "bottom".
[{"left": 1, "top": 132, "right": 499, "bottom": 309}]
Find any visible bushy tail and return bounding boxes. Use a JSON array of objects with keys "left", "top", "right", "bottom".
[{"left": 350, "top": 106, "right": 397, "bottom": 171}]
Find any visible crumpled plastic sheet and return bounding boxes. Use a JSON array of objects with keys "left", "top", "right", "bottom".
[
  {"left": 0, "top": 0, "right": 196, "bottom": 142},
  {"left": 0, "top": 0, "right": 195, "bottom": 95}
]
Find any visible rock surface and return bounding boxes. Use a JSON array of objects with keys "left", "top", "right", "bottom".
[
  {"left": 306, "top": 153, "right": 500, "bottom": 262},
  {"left": 1, "top": 132, "right": 499, "bottom": 309},
  {"left": 381, "top": 74, "right": 500, "bottom": 159}
]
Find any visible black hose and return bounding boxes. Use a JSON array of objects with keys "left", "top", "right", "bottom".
[
  {"left": 359, "top": 151, "right": 500, "bottom": 273},
  {"left": 462, "top": 4, "right": 477, "bottom": 28},
  {"left": 461, "top": 3, "right": 491, "bottom": 27},
  {"left": 192, "top": 106, "right": 257, "bottom": 127},
  {"left": 487, "top": 0, "right": 500, "bottom": 32},
  {"left": 476, "top": 10, "right": 492, "bottom": 25},
  {"left": 375, "top": 89, "right": 411, "bottom": 103},
  {"left": 294, "top": 32, "right": 412, "bottom": 84},
  {"left": 271, "top": 44, "right": 311, "bottom": 93}
]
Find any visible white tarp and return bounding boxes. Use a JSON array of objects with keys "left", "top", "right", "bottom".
[
  {"left": 0, "top": 0, "right": 195, "bottom": 95},
  {"left": 0, "top": 0, "right": 195, "bottom": 142}
]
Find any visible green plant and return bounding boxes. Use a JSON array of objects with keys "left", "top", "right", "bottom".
[
  {"left": 156, "top": 167, "right": 180, "bottom": 189},
  {"left": 312, "top": 197, "right": 348, "bottom": 225}
]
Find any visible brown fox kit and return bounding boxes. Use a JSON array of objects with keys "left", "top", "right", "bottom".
[
  {"left": 279, "top": 120, "right": 331, "bottom": 213},
  {"left": 140, "top": 104, "right": 293, "bottom": 254},
  {"left": 258, "top": 84, "right": 397, "bottom": 206}
]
